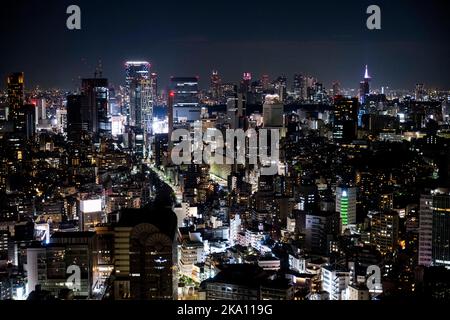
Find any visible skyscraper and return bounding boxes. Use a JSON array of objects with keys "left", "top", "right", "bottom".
[
  {"left": 263, "top": 94, "right": 284, "bottom": 128},
  {"left": 359, "top": 65, "right": 371, "bottom": 104},
  {"left": 333, "top": 96, "right": 359, "bottom": 141},
  {"left": 125, "top": 61, "right": 153, "bottom": 133},
  {"left": 336, "top": 186, "right": 357, "bottom": 228},
  {"left": 210, "top": 70, "right": 222, "bottom": 101},
  {"left": 240, "top": 72, "right": 252, "bottom": 94},
  {"left": 419, "top": 194, "right": 433, "bottom": 267},
  {"left": 6, "top": 72, "right": 24, "bottom": 117},
  {"left": 81, "top": 78, "right": 110, "bottom": 135},
  {"left": 432, "top": 193, "right": 450, "bottom": 267},
  {"left": 170, "top": 77, "right": 200, "bottom": 123},
  {"left": 66, "top": 95, "right": 84, "bottom": 142}
]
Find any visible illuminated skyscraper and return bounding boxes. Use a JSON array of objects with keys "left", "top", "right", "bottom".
[
  {"left": 419, "top": 194, "right": 433, "bottom": 267},
  {"left": 81, "top": 78, "right": 110, "bottom": 135},
  {"left": 170, "top": 77, "right": 200, "bottom": 123},
  {"left": 336, "top": 186, "right": 357, "bottom": 228},
  {"left": 333, "top": 96, "right": 359, "bottom": 141},
  {"left": 6, "top": 72, "right": 24, "bottom": 116},
  {"left": 431, "top": 193, "right": 450, "bottom": 267},
  {"left": 125, "top": 62, "right": 153, "bottom": 133},
  {"left": 210, "top": 70, "right": 222, "bottom": 101},
  {"left": 359, "top": 65, "right": 370, "bottom": 104},
  {"left": 240, "top": 72, "right": 252, "bottom": 94}
]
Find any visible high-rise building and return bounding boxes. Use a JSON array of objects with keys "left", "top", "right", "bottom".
[
  {"left": 6, "top": 72, "right": 24, "bottom": 117},
  {"left": 370, "top": 211, "right": 399, "bottom": 256},
  {"left": 261, "top": 75, "right": 270, "bottom": 91},
  {"left": 419, "top": 194, "right": 433, "bottom": 267},
  {"left": 359, "top": 65, "right": 371, "bottom": 104},
  {"left": 333, "top": 96, "right": 359, "bottom": 141},
  {"left": 210, "top": 70, "right": 222, "bottom": 101},
  {"left": 125, "top": 62, "right": 153, "bottom": 137},
  {"left": 81, "top": 78, "right": 110, "bottom": 135},
  {"left": 170, "top": 77, "right": 200, "bottom": 123},
  {"left": 432, "top": 193, "right": 450, "bottom": 267},
  {"left": 151, "top": 72, "right": 158, "bottom": 102},
  {"left": 304, "top": 211, "right": 340, "bottom": 254},
  {"left": 262, "top": 94, "right": 283, "bottom": 128},
  {"left": 292, "top": 74, "right": 304, "bottom": 98},
  {"left": 66, "top": 95, "right": 84, "bottom": 142},
  {"left": 113, "top": 206, "right": 178, "bottom": 300},
  {"left": 336, "top": 186, "right": 357, "bottom": 228},
  {"left": 15, "top": 104, "right": 35, "bottom": 139},
  {"left": 332, "top": 81, "right": 341, "bottom": 96},
  {"left": 240, "top": 72, "right": 252, "bottom": 94}
]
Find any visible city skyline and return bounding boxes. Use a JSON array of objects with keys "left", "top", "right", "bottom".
[
  {"left": 1, "top": 0, "right": 450, "bottom": 305},
  {"left": 1, "top": 0, "right": 450, "bottom": 90}
]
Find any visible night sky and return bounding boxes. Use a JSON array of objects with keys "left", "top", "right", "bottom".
[{"left": 1, "top": 0, "right": 449, "bottom": 91}]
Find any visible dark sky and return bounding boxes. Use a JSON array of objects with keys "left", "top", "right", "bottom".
[{"left": 1, "top": 0, "right": 449, "bottom": 91}]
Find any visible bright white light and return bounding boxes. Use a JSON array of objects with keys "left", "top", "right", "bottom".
[{"left": 80, "top": 199, "right": 102, "bottom": 213}]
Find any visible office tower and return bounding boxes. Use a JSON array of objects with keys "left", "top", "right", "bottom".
[
  {"left": 415, "top": 83, "right": 425, "bottom": 101},
  {"left": 332, "top": 81, "right": 341, "bottom": 96},
  {"left": 261, "top": 74, "right": 270, "bottom": 91},
  {"left": 167, "top": 90, "right": 175, "bottom": 157},
  {"left": 15, "top": 104, "right": 35, "bottom": 139},
  {"left": 125, "top": 62, "right": 150, "bottom": 118},
  {"left": 333, "top": 96, "right": 359, "bottom": 141},
  {"left": 359, "top": 65, "right": 370, "bottom": 104},
  {"left": 210, "top": 70, "right": 222, "bottom": 100},
  {"left": 66, "top": 95, "right": 84, "bottom": 142},
  {"left": 125, "top": 62, "right": 152, "bottom": 135},
  {"left": 273, "top": 76, "right": 287, "bottom": 102},
  {"left": 336, "top": 186, "right": 357, "bottom": 227},
  {"left": 262, "top": 94, "right": 284, "bottom": 128},
  {"left": 31, "top": 98, "right": 46, "bottom": 125},
  {"left": 113, "top": 206, "right": 178, "bottom": 300},
  {"left": 292, "top": 74, "right": 303, "bottom": 98},
  {"left": 226, "top": 91, "right": 246, "bottom": 130},
  {"left": 240, "top": 72, "right": 252, "bottom": 94},
  {"left": 431, "top": 193, "right": 450, "bottom": 267},
  {"left": 81, "top": 78, "right": 110, "bottom": 135},
  {"left": 6, "top": 72, "right": 24, "bottom": 117},
  {"left": 151, "top": 72, "right": 158, "bottom": 101},
  {"left": 370, "top": 211, "right": 399, "bottom": 256},
  {"left": 419, "top": 194, "right": 433, "bottom": 267},
  {"left": 304, "top": 211, "right": 340, "bottom": 254},
  {"left": 170, "top": 77, "right": 200, "bottom": 123}
]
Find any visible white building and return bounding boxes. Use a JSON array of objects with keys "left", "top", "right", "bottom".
[{"left": 321, "top": 266, "right": 350, "bottom": 300}]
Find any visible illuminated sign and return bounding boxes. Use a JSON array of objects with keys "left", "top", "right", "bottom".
[{"left": 80, "top": 199, "right": 102, "bottom": 213}]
